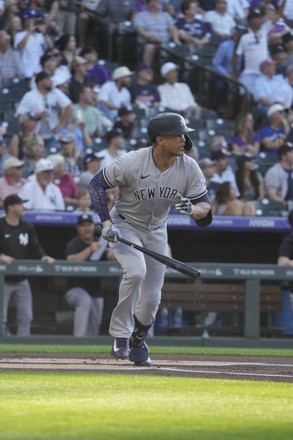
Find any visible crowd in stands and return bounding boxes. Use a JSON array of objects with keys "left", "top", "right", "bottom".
[{"left": 0, "top": 0, "right": 292, "bottom": 221}]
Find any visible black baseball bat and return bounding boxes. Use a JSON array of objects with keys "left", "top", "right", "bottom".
[{"left": 95, "top": 226, "right": 200, "bottom": 279}]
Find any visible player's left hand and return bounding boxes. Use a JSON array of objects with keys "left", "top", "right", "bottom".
[{"left": 175, "top": 198, "right": 194, "bottom": 215}]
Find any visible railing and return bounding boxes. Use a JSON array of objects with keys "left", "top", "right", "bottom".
[{"left": 0, "top": 261, "right": 292, "bottom": 339}]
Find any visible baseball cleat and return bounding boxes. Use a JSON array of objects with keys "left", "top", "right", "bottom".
[
  {"left": 111, "top": 338, "right": 129, "bottom": 360},
  {"left": 129, "top": 342, "right": 152, "bottom": 367}
]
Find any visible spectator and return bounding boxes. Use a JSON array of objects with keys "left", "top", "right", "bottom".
[
  {"left": 129, "top": 62, "right": 161, "bottom": 111},
  {"left": 0, "top": 29, "right": 23, "bottom": 82},
  {"left": 59, "top": 133, "right": 81, "bottom": 178},
  {"left": 5, "top": 13, "right": 23, "bottom": 46},
  {"left": 71, "top": 84, "right": 104, "bottom": 139},
  {"left": 16, "top": 71, "right": 72, "bottom": 153},
  {"left": 175, "top": 0, "right": 210, "bottom": 52},
  {"left": 252, "top": 58, "right": 290, "bottom": 124},
  {"left": 266, "top": 1, "right": 291, "bottom": 49},
  {"left": 68, "top": 55, "right": 88, "bottom": 103},
  {"left": 264, "top": 142, "right": 293, "bottom": 207},
  {"left": 0, "top": 194, "right": 54, "bottom": 336},
  {"left": 198, "top": 157, "right": 217, "bottom": 202},
  {"left": 65, "top": 213, "right": 109, "bottom": 336},
  {"left": 9, "top": 113, "right": 39, "bottom": 160},
  {"left": 233, "top": 8, "right": 270, "bottom": 96},
  {"left": 99, "top": 128, "right": 127, "bottom": 169},
  {"left": 76, "top": 2, "right": 101, "bottom": 48},
  {"left": 158, "top": 62, "right": 201, "bottom": 118},
  {"left": 47, "top": 153, "right": 78, "bottom": 207},
  {"left": 229, "top": 112, "right": 260, "bottom": 155},
  {"left": 19, "top": 158, "right": 65, "bottom": 211},
  {"left": 281, "top": 31, "right": 293, "bottom": 69},
  {"left": 133, "top": 0, "right": 181, "bottom": 65},
  {"left": 0, "top": 157, "right": 27, "bottom": 208},
  {"left": 204, "top": 0, "right": 236, "bottom": 41},
  {"left": 14, "top": 8, "right": 46, "bottom": 79},
  {"left": 80, "top": 45, "right": 110, "bottom": 86},
  {"left": 113, "top": 107, "right": 136, "bottom": 140},
  {"left": 98, "top": 66, "right": 133, "bottom": 120},
  {"left": 57, "top": 33, "right": 77, "bottom": 69},
  {"left": 75, "top": 188, "right": 91, "bottom": 212},
  {"left": 210, "top": 149, "right": 240, "bottom": 196},
  {"left": 78, "top": 152, "right": 104, "bottom": 192},
  {"left": 54, "top": 0, "right": 77, "bottom": 36},
  {"left": 38, "top": 49, "right": 59, "bottom": 81},
  {"left": 270, "top": 44, "right": 287, "bottom": 75},
  {"left": 211, "top": 181, "right": 255, "bottom": 215},
  {"left": 254, "top": 103, "right": 289, "bottom": 156},
  {"left": 0, "top": 0, "right": 19, "bottom": 31},
  {"left": 21, "top": 134, "right": 46, "bottom": 178},
  {"left": 0, "top": 137, "right": 10, "bottom": 177},
  {"left": 236, "top": 154, "right": 265, "bottom": 201}
]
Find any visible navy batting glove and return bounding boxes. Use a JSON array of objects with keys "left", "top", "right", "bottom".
[
  {"left": 102, "top": 224, "right": 121, "bottom": 243},
  {"left": 175, "top": 198, "right": 194, "bottom": 215}
]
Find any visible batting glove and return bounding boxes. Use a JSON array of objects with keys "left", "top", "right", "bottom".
[
  {"left": 175, "top": 198, "right": 194, "bottom": 216},
  {"left": 102, "top": 224, "right": 121, "bottom": 243}
]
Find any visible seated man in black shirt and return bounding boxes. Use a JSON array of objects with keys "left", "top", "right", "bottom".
[{"left": 65, "top": 213, "right": 112, "bottom": 336}]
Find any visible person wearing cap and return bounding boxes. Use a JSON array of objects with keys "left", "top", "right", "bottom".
[
  {"left": 233, "top": 8, "right": 269, "bottom": 96},
  {"left": 113, "top": 107, "right": 136, "bottom": 140},
  {"left": 133, "top": 0, "right": 181, "bottom": 65},
  {"left": 64, "top": 213, "right": 113, "bottom": 336},
  {"left": 0, "top": 194, "right": 54, "bottom": 336},
  {"left": 0, "top": 30, "right": 23, "bottom": 81},
  {"left": 98, "top": 65, "right": 133, "bottom": 119},
  {"left": 19, "top": 158, "right": 65, "bottom": 210},
  {"left": 204, "top": 0, "right": 236, "bottom": 40},
  {"left": 58, "top": 133, "right": 82, "bottom": 177},
  {"left": 78, "top": 152, "right": 104, "bottom": 192},
  {"left": 270, "top": 44, "right": 287, "bottom": 75},
  {"left": 264, "top": 142, "right": 293, "bottom": 207},
  {"left": 47, "top": 153, "right": 78, "bottom": 207},
  {"left": 254, "top": 103, "right": 289, "bottom": 156},
  {"left": 158, "top": 61, "right": 201, "bottom": 118},
  {"left": 13, "top": 8, "right": 46, "bottom": 79},
  {"left": 16, "top": 70, "right": 73, "bottom": 153},
  {"left": 235, "top": 154, "right": 265, "bottom": 201},
  {"left": 175, "top": 0, "right": 210, "bottom": 51},
  {"left": 88, "top": 111, "right": 212, "bottom": 366},
  {"left": 0, "top": 157, "right": 27, "bottom": 208},
  {"left": 252, "top": 58, "right": 289, "bottom": 124},
  {"left": 129, "top": 62, "right": 161, "bottom": 110},
  {"left": 210, "top": 148, "right": 240, "bottom": 197}
]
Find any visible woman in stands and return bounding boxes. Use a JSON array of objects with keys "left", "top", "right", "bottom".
[
  {"left": 229, "top": 112, "right": 259, "bottom": 155},
  {"left": 9, "top": 113, "right": 38, "bottom": 160},
  {"left": 212, "top": 181, "right": 256, "bottom": 216},
  {"left": 236, "top": 154, "right": 265, "bottom": 202}
]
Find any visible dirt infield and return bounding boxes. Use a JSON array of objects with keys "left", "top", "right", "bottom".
[{"left": 1, "top": 353, "right": 293, "bottom": 382}]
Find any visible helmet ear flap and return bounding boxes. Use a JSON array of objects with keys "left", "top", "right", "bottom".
[{"left": 184, "top": 133, "right": 193, "bottom": 151}]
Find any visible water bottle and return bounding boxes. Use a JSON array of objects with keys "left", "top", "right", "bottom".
[{"left": 173, "top": 307, "right": 183, "bottom": 328}]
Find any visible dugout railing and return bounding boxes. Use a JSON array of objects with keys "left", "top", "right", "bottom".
[{"left": 0, "top": 261, "right": 292, "bottom": 341}]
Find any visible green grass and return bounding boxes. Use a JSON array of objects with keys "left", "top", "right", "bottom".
[
  {"left": 0, "top": 343, "right": 293, "bottom": 357},
  {"left": 0, "top": 372, "right": 292, "bottom": 440}
]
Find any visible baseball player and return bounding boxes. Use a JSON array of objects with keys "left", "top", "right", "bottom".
[
  {"left": 88, "top": 112, "right": 212, "bottom": 366},
  {"left": 0, "top": 194, "right": 55, "bottom": 336}
]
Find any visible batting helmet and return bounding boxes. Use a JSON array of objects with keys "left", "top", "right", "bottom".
[{"left": 147, "top": 112, "right": 194, "bottom": 151}]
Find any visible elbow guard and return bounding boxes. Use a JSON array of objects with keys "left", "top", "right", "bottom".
[{"left": 195, "top": 209, "right": 213, "bottom": 228}]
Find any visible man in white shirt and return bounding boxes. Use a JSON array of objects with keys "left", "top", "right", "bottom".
[
  {"left": 16, "top": 71, "right": 72, "bottom": 153},
  {"left": 98, "top": 66, "right": 133, "bottom": 120},
  {"left": 204, "top": 0, "right": 236, "bottom": 40},
  {"left": 158, "top": 62, "right": 201, "bottom": 118},
  {"left": 19, "top": 158, "right": 65, "bottom": 211}
]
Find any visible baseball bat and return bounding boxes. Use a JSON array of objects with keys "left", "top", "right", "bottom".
[{"left": 95, "top": 226, "right": 200, "bottom": 279}]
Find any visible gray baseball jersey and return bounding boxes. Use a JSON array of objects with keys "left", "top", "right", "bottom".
[{"left": 103, "top": 147, "right": 207, "bottom": 231}]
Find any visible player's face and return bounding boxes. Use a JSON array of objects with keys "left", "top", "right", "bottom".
[
  {"left": 77, "top": 221, "right": 94, "bottom": 240},
  {"left": 160, "top": 134, "right": 186, "bottom": 156}
]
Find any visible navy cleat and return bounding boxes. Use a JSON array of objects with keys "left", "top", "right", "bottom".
[
  {"left": 129, "top": 342, "right": 152, "bottom": 367},
  {"left": 111, "top": 338, "right": 129, "bottom": 360}
]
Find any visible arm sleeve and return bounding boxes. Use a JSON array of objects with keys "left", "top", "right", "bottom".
[
  {"left": 88, "top": 170, "right": 112, "bottom": 223},
  {"left": 191, "top": 193, "right": 213, "bottom": 228}
]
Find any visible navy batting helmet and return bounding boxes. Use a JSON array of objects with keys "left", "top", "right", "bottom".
[{"left": 147, "top": 112, "right": 194, "bottom": 151}]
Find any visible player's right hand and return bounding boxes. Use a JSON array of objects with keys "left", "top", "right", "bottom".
[{"left": 102, "top": 224, "right": 121, "bottom": 243}]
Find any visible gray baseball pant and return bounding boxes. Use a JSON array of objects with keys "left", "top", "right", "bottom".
[{"left": 3, "top": 280, "right": 33, "bottom": 336}]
